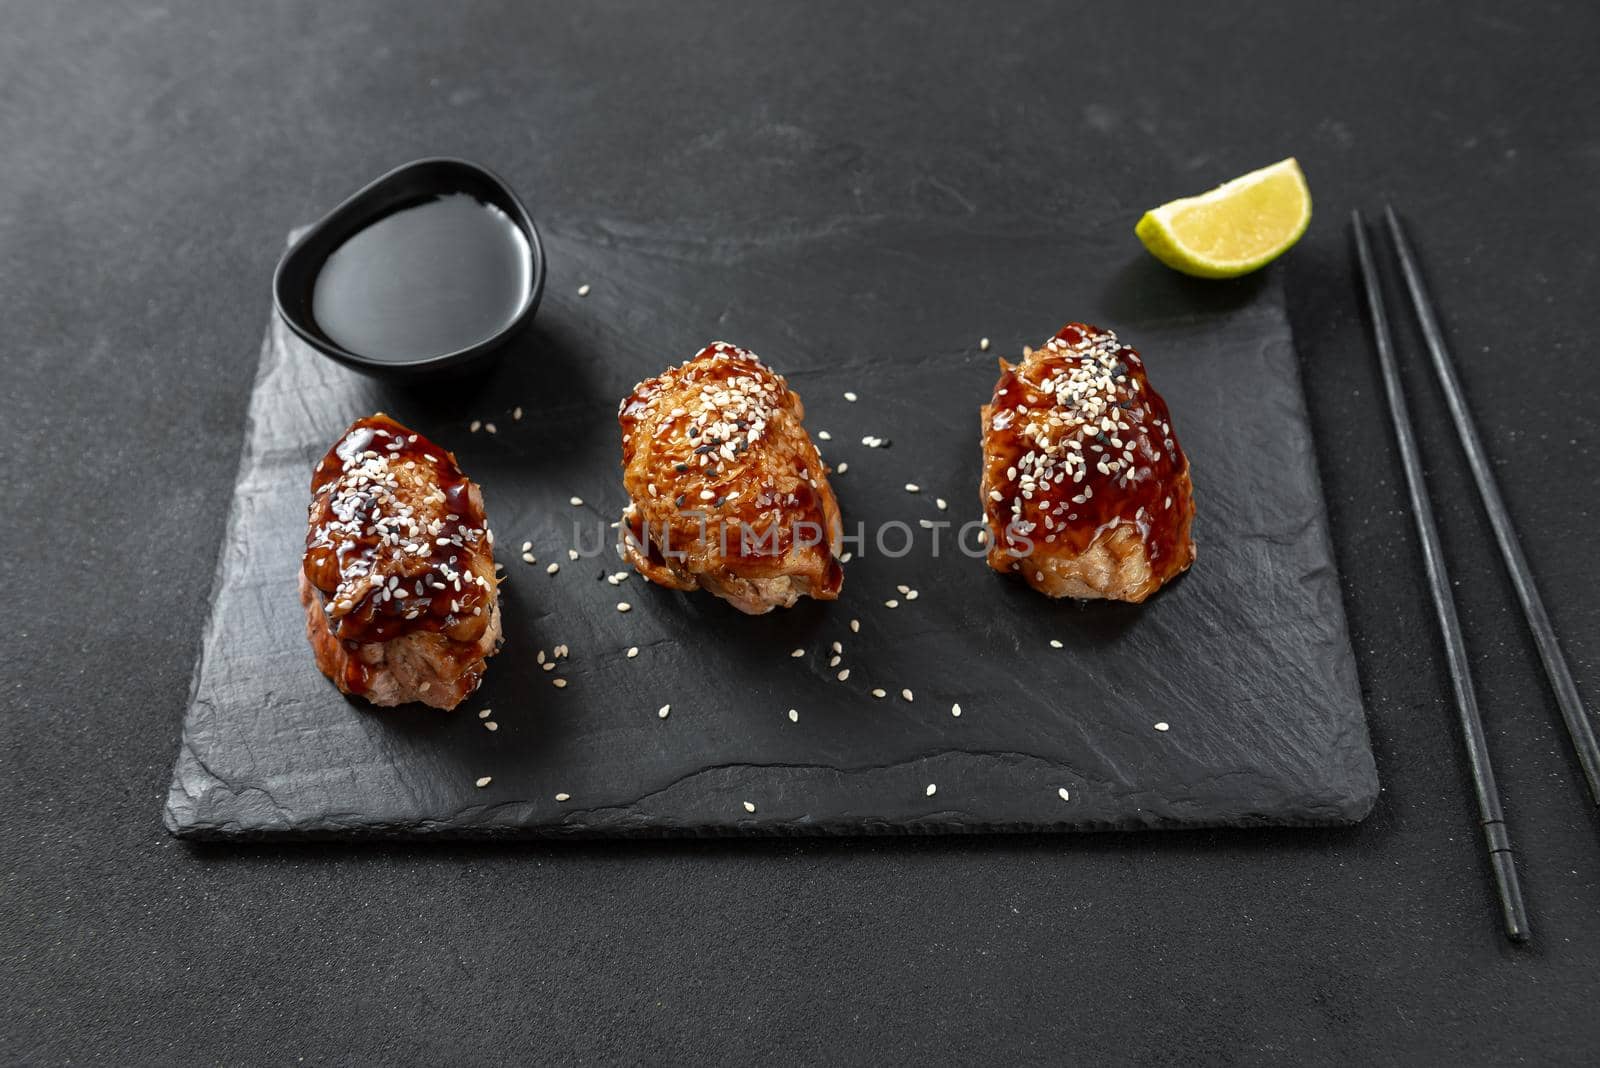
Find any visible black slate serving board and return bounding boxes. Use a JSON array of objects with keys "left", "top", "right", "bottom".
[{"left": 165, "top": 223, "right": 1377, "bottom": 839}]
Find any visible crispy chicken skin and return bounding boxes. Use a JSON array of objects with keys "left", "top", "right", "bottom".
[
  {"left": 618, "top": 342, "right": 844, "bottom": 614},
  {"left": 980, "top": 323, "right": 1195, "bottom": 602},
  {"left": 300, "top": 413, "right": 501, "bottom": 709}
]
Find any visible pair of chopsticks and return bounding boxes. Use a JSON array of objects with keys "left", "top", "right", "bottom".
[{"left": 1352, "top": 207, "right": 1600, "bottom": 944}]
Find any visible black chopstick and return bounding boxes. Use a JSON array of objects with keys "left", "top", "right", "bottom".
[
  {"left": 1384, "top": 205, "right": 1600, "bottom": 806},
  {"left": 1352, "top": 211, "right": 1530, "bottom": 943}
]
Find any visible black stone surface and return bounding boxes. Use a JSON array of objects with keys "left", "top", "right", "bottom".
[
  {"left": 5, "top": 2, "right": 1599, "bottom": 1063},
  {"left": 166, "top": 237, "right": 1375, "bottom": 839}
]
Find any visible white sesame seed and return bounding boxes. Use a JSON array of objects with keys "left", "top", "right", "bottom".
[
  {"left": 616, "top": 602, "right": 631, "bottom": 613},
  {"left": 901, "top": 689, "right": 913, "bottom": 702},
  {"left": 884, "top": 599, "right": 899, "bottom": 609},
  {"left": 484, "top": 422, "right": 497, "bottom": 434},
  {"left": 626, "top": 646, "right": 639, "bottom": 658},
  {"left": 657, "top": 704, "right": 671, "bottom": 719},
  {"left": 513, "top": 406, "right": 523, "bottom": 421},
  {"left": 555, "top": 792, "right": 570, "bottom": 802},
  {"left": 829, "top": 655, "right": 841, "bottom": 668},
  {"left": 521, "top": 540, "right": 532, "bottom": 552},
  {"left": 470, "top": 775, "right": 494, "bottom": 790},
  {"left": 830, "top": 641, "right": 842, "bottom": 654},
  {"left": 837, "top": 669, "right": 850, "bottom": 681},
  {"left": 521, "top": 552, "right": 536, "bottom": 564},
  {"left": 791, "top": 648, "right": 805, "bottom": 658},
  {"left": 567, "top": 548, "right": 579, "bottom": 561},
  {"left": 478, "top": 708, "right": 492, "bottom": 719},
  {"left": 788, "top": 709, "right": 799, "bottom": 722},
  {"left": 484, "top": 721, "right": 498, "bottom": 731},
  {"left": 470, "top": 420, "right": 482, "bottom": 432},
  {"left": 951, "top": 703, "right": 962, "bottom": 717},
  {"left": 1058, "top": 787, "right": 1071, "bottom": 802},
  {"left": 904, "top": 483, "right": 920, "bottom": 493},
  {"left": 925, "top": 783, "right": 937, "bottom": 797},
  {"left": 577, "top": 283, "right": 591, "bottom": 296},
  {"left": 569, "top": 496, "right": 583, "bottom": 506},
  {"left": 743, "top": 801, "right": 756, "bottom": 813},
  {"left": 552, "top": 678, "right": 568, "bottom": 689},
  {"left": 547, "top": 563, "right": 559, "bottom": 574},
  {"left": 817, "top": 430, "right": 832, "bottom": 440},
  {"left": 843, "top": 391, "right": 858, "bottom": 402},
  {"left": 936, "top": 498, "right": 948, "bottom": 510},
  {"left": 836, "top": 462, "right": 849, "bottom": 474},
  {"left": 905, "top": 590, "right": 919, "bottom": 600},
  {"left": 980, "top": 337, "right": 991, "bottom": 351},
  {"left": 850, "top": 619, "right": 860, "bottom": 633},
  {"left": 1154, "top": 721, "right": 1170, "bottom": 732},
  {"left": 1049, "top": 639, "right": 1063, "bottom": 649},
  {"left": 871, "top": 688, "right": 886, "bottom": 698}
]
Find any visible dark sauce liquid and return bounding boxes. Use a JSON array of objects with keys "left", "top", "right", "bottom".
[{"left": 311, "top": 194, "right": 530, "bottom": 362}]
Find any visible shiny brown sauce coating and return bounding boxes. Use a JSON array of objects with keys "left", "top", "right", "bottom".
[
  {"left": 619, "top": 342, "right": 843, "bottom": 602},
  {"left": 981, "top": 323, "right": 1195, "bottom": 595},
  {"left": 303, "top": 414, "right": 495, "bottom": 655}
]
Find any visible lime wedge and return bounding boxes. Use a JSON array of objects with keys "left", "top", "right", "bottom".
[{"left": 1134, "top": 158, "right": 1311, "bottom": 278}]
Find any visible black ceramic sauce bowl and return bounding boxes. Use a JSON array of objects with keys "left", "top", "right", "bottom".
[{"left": 273, "top": 158, "right": 545, "bottom": 377}]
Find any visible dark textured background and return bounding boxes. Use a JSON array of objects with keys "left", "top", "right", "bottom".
[{"left": 3, "top": 1, "right": 1597, "bottom": 1063}]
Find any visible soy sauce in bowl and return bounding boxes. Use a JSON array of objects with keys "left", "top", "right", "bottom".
[
  {"left": 312, "top": 194, "right": 532, "bottom": 363},
  {"left": 275, "top": 158, "right": 545, "bottom": 377}
]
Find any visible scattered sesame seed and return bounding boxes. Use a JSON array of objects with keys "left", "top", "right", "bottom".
[
  {"left": 657, "top": 704, "right": 671, "bottom": 719},
  {"left": 475, "top": 776, "right": 492, "bottom": 788},
  {"left": 831, "top": 641, "right": 842, "bottom": 654},
  {"left": 1049, "top": 639, "right": 1063, "bottom": 649},
  {"left": 871, "top": 688, "right": 887, "bottom": 698},
  {"left": 788, "top": 709, "right": 799, "bottom": 722},
  {"left": 1058, "top": 787, "right": 1071, "bottom": 802},
  {"left": 552, "top": 678, "right": 568, "bottom": 689},
  {"left": 901, "top": 689, "right": 913, "bottom": 702},
  {"left": 836, "top": 462, "right": 849, "bottom": 474},
  {"left": 829, "top": 655, "right": 841, "bottom": 668},
  {"left": 567, "top": 548, "right": 579, "bottom": 561},
  {"left": 512, "top": 406, "right": 523, "bottom": 421},
  {"left": 547, "top": 563, "right": 559, "bottom": 574},
  {"left": 843, "top": 391, "right": 858, "bottom": 402},
  {"left": 905, "top": 590, "right": 919, "bottom": 600},
  {"left": 743, "top": 801, "right": 756, "bottom": 813},
  {"left": 884, "top": 599, "right": 899, "bottom": 609},
  {"left": 470, "top": 420, "right": 482, "bottom": 432},
  {"left": 850, "top": 619, "right": 860, "bottom": 633},
  {"left": 936, "top": 498, "right": 948, "bottom": 510},
  {"left": 577, "top": 283, "right": 591, "bottom": 296},
  {"left": 521, "top": 552, "right": 536, "bottom": 564},
  {"left": 478, "top": 708, "right": 492, "bottom": 719},
  {"left": 837, "top": 669, "right": 850, "bottom": 681},
  {"left": 484, "top": 422, "right": 497, "bottom": 434},
  {"left": 626, "top": 646, "right": 639, "bottom": 658},
  {"left": 791, "top": 648, "right": 805, "bottom": 658},
  {"left": 569, "top": 496, "right": 583, "bottom": 507},
  {"left": 1154, "top": 721, "right": 1170, "bottom": 732},
  {"left": 926, "top": 783, "right": 937, "bottom": 797},
  {"left": 951, "top": 703, "right": 962, "bottom": 717},
  {"left": 904, "top": 483, "right": 920, "bottom": 493},
  {"left": 555, "top": 792, "right": 570, "bottom": 802},
  {"left": 616, "top": 602, "right": 632, "bottom": 613},
  {"left": 980, "top": 337, "right": 991, "bottom": 351},
  {"left": 484, "top": 721, "right": 498, "bottom": 731},
  {"left": 817, "top": 430, "right": 832, "bottom": 441},
  {"left": 521, "top": 540, "right": 532, "bottom": 552}
]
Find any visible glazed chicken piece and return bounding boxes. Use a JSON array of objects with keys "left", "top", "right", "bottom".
[
  {"left": 980, "top": 323, "right": 1196, "bottom": 602},
  {"left": 300, "top": 413, "right": 501, "bottom": 709},
  {"left": 618, "top": 342, "right": 844, "bottom": 614}
]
